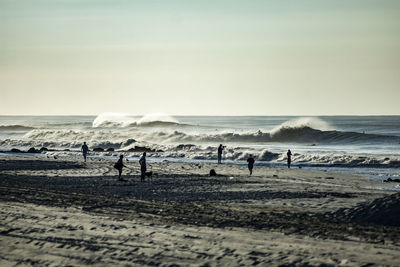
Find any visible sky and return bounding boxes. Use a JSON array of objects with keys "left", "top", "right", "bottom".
[{"left": 0, "top": 0, "right": 399, "bottom": 116}]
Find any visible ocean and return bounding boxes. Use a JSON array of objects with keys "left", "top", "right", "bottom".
[{"left": 1, "top": 114, "right": 399, "bottom": 188}]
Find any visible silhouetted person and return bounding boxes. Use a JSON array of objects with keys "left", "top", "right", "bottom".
[
  {"left": 287, "top": 149, "right": 292, "bottom": 168},
  {"left": 114, "top": 155, "right": 127, "bottom": 181},
  {"left": 81, "top": 142, "right": 89, "bottom": 162},
  {"left": 217, "top": 144, "right": 225, "bottom": 164},
  {"left": 139, "top": 152, "right": 147, "bottom": 182},
  {"left": 247, "top": 154, "right": 255, "bottom": 175}
]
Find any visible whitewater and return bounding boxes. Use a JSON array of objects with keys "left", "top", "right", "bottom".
[{"left": 1, "top": 114, "right": 399, "bottom": 185}]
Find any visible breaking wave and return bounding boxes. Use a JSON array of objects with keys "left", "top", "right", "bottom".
[
  {"left": 271, "top": 117, "right": 333, "bottom": 135},
  {"left": 5, "top": 125, "right": 399, "bottom": 151},
  {"left": 287, "top": 153, "right": 400, "bottom": 168},
  {"left": 269, "top": 126, "right": 397, "bottom": 144},
  {"left": 92, "top": 113, "right": 136, "bottom": 127},
  {"left": 1, "top": 115, "right": 399, "bottom": 173},
  {"left": 1, "top": 129, "right": 395, "bottom": 170},
  {"left": 136, "top": 113, "right": 179, "bottom": 126},
  {"left": 132, "top": 127, "right": 398, "bottom": 144},
  {"left": 0, "top": 125, "right": 35, "bottom": 131},
  {"left": 92, "top": 112, "right": 180, "bottom": 127},
  {"left": 2, "top": 116, "right": 398, "bottom": 146}
]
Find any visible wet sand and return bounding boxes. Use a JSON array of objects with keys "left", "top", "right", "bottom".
[{"left": 1, "top": 155, "right": 399, "bottom": 266}]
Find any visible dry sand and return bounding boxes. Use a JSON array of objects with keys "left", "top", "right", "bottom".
[{"left": 1, "top": 155, "right": 399, "bottom": 266}]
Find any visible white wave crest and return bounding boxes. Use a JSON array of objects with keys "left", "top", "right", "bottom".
[
  {"left": 92, "top": 113, "right": 137, "bottom": 127},
  {"left": 136, "top": 113, "right": 179, "bottom": 125},
  {"left": 270, "top": 117, "right": 333, "bottom": 136},
  {"left": 92, "top": 112, "right": 179, "bottom": 127}
]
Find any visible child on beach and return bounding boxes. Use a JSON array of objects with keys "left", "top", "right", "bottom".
[
  {"left": 114, "top": 155, "right": 127, "bottom": 181},
  {"left": 247, "top": 154, "right": 255, "bottom": 175}
]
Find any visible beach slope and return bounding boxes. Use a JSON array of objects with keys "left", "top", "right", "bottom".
[{"left": 1, "top": 156, "right": 399, "bottom": 266}]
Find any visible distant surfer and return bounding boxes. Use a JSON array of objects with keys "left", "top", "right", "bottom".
[
  {"left": 217, "top": 144, "right": 225, "bottom": 164},
  {"left": 139, "top": 152, "right": 147, "bottom": 182},
  {"left": 81, "top": 142, "right": 89, "bottom": 162},
  {"left": 114, "top": 155, "right": 127, "bottom": 181},
  {"left": 287, "top": 149, "right": 292, "bottom": 168},
  {"left": 247, "top": 154, "right": 255, "bottom": 175}
]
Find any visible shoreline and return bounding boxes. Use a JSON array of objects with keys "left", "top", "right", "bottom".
[
  {"left": 2, "top": 151, "right": 400, "bottom": 192},
  {"left": 1, "top": 155, "right": 400, "bottom": 266}
]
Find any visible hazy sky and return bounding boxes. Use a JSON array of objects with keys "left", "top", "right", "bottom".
[{"left": 1, "top": 0, "right": 399, "bottom": 115}]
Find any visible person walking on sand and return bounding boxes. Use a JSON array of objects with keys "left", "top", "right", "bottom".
[
  {"left": 247, "top": 154, "right": 255, "bottom": 175},
  {"left": 139, "top": 152, "right": 147, "bottom": 182},
  {"left": 114, "top": 155, "right": 127, "bottom": 181},
  {"left": 81, "top": 142, "right": 89, "bottom": 162},
  {"left": 287, "top": 149, "right": 292, "bottom": 168},
  {"left": 217, "top": 144, "right": 225, "bottom": 164}
]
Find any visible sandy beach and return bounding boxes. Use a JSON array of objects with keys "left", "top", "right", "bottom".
[{"left": 1, "top": 155, "right": 399, "bottom": 266}]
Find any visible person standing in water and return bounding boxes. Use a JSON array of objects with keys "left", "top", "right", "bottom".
[
  {"left": 114, "top": 155, "right": 127, "bottom": 181},
  {"left": 217, "top": 144, "right": 225, "bottom": 164},
  {"left": 287, "top": 149, "right": 292, "bottom": 168},
  {"left": 247, "top": 154, "right": 255, "bottom": 175},
  {"left": 139, "top": 152, "right": 147, "bottom": 182},
  {"left": 81, "top": 142, "right": 89, "bottom": 162}
]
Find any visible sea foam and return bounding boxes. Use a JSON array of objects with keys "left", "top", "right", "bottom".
[
  {"left": 92, "top": 112, "right": 179, "bottom": 127},
  {"left": 136, "top": 113, "right": 179, "bottom": 125},
  {"left": 270, "top": 117, "right": 333, "bottom": 136},
  {"left": 92, "top": 113, "right": 137, "bottom": 127}
]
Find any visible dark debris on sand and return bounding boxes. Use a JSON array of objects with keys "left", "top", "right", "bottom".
[{"left": 329, "top": 192, "right": 400, "bottom": 227}]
